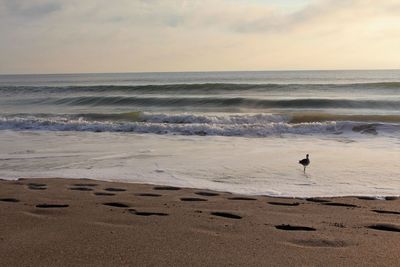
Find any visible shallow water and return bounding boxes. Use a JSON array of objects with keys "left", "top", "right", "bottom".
[
  {"left": 1, "top": 131, "right": 399, "bottom": 197},
  {"left": 1, "top": 70, "right": 400, "bottom": 197}
]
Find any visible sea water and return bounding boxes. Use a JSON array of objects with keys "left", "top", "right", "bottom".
[{"left": 1, "top": 70, "right": 400, "bottom": 197}]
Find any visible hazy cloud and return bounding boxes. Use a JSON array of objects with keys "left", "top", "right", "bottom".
[
  {"left": 0, "top": 0, "right": 400, "bottom": 73},
  {"left": 1, "top": 0, "right": 62, "bottom": 18}
]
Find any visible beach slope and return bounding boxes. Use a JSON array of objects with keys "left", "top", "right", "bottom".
[{"left": 1, "top": 178, "right": 400, "bottom": 266}]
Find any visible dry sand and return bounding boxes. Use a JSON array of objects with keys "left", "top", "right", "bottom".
[{"left": 1, "top": 178, "right": 400, "bottom": 266}]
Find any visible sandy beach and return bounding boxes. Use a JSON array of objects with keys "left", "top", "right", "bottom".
[{"left": 1, "top": 178, "right": 400, "bottom": 266}]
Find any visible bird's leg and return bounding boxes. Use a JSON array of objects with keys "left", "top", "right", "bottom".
[{"left": 304, "top": 166, "right": 306, "bottom": 172}]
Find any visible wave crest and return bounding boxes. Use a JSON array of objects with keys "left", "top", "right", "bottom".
[
  {"left": 2, "top": 82, "right": 400, "bottom": 94},
  {"left": 27, "top": 96, "right": 400, "bottom": 110},
  {"left": 1, "top": 112, "right": 399, "bottom": 137}
]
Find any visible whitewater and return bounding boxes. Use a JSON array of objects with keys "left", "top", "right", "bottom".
[{"left": 1, "top": 70, "right": 400, "bottom": 197}]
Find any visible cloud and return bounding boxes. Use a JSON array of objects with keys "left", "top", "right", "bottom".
[
  {"left": 0, "top": 0, "right": 400, "bottom": 73},
  {"left": 188, "top": 0, "right": 400, "bottom": 35},
  {"left": 1, "top": 0, "right": 62, "bottom": 19}
]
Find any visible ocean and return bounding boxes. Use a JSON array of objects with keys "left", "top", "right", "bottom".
[{"left": 1, "top": 70, "right": 400, "bottom": 197}]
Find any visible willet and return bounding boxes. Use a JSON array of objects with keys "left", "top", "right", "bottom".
[{"left": 299, "top": 154, "right": 310, "bottom": 172}]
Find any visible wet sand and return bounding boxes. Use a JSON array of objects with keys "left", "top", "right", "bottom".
[{"left": 1, "top": 178, "right": 400, "bottom": 266}]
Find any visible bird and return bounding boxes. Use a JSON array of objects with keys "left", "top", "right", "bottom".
[{"left": 299, "top": 154, "right": 310, "bottom": 172}]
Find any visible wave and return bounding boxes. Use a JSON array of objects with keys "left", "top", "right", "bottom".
[
  {"left": 79, "top": 112, "right": 400, "bottom": 124},
  {"left": 29, "top": 96, "right": 400, "bottom": 110},
  {"left": 289, "top": 113, "right": 400, "bottom": 123},
  {"left": 5, "top": 112, "right": 400, "bottom": 124},
  {"left": 1, "top": 112, "right": 400, "bottom": 137},
  {"left": 0, "top": 112, "right": 289, "bottom": 125},
  {"left": 1, "top": 82, "right": 400, "bottom": 94}
]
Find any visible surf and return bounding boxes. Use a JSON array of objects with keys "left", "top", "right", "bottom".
[{"left": 1, "top": 112, "right": 400, "bottom": 137}]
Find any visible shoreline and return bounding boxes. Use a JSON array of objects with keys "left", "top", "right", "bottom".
[
  {"left": 1, "top": 177, "right": 400, "bottom": 266},
  {"left": 1, "top": 176, "right": 399, "bottom": 199},
  {"left": 2, "top": 130, "right": 400, "bottom": 198}
]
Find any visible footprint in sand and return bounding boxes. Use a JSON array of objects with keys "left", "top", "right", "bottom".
[
  {"left": 94, "top": 192, "right": 116, "bottom": 196},
  {"left": 129, "top": 209, "right": 168, "bottom": 217},
  {"left": 36, "top": 204, "right": 69, "bottom": 208},
  {"left": 28, "top": 183, "right": 46, "bottom": 187},
  {"left": 228, "top": 197, "right": 257, "bottom": 201},
  {"left": 135, "top": 193, "right": 162, "bottom": 197},
  {"left": 357, "top": 196, "right": 377, "bottom": 200},
  {"left": 322, "top": 202, "right": 359, "bottom": 208},
  {"left": 210, "top": 212, "right": 242, "bottom": 219},
  {"left": 385, "top": 196, "right": 399, "bottom": 201},
  {"left": 0, "top": 198, "right": 20, "bottom": 203},
  {"left": 27, "top": 183, "right": 47, "bottom": 190},
  {"left": 180, "top": 197, "right": 208, "bottom": 202},
  {"left": 153, "top": 186, "right": 181, "bottom": 191},
  {"left": 268, "top": 202, "right": 300, "bottom": 206},
  {"left": 367, "top": 224, "right": 400, "bottom": 232},
  {"left": 372, "top": 209, "right": 400, "bottom": 215},
  {"left": 73, "top": 183, "right": 98, "bottom": 187},
  {"left": 195, "top": 192, "right": 219, "bottom": 197},
  {"left": 275, "top": 224, "right": 316, "bottom": 231},
  {"left": 306, "top": 198, "right": 331, "bottom": 203},
  {"left": 103, "top": 202, "right": 130, "bottom": 208}
]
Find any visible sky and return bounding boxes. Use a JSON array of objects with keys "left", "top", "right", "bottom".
[{"left": 1, "top": 0, "right": 400, "bottom": 74}]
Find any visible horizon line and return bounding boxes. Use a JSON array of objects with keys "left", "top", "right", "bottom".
[{"left": 1, "top": 68, "right": 400, "bottom": 76}]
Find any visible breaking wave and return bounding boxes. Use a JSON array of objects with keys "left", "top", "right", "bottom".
[{"left": 1, "top": 112, "right": 399, "bottom": 137}]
